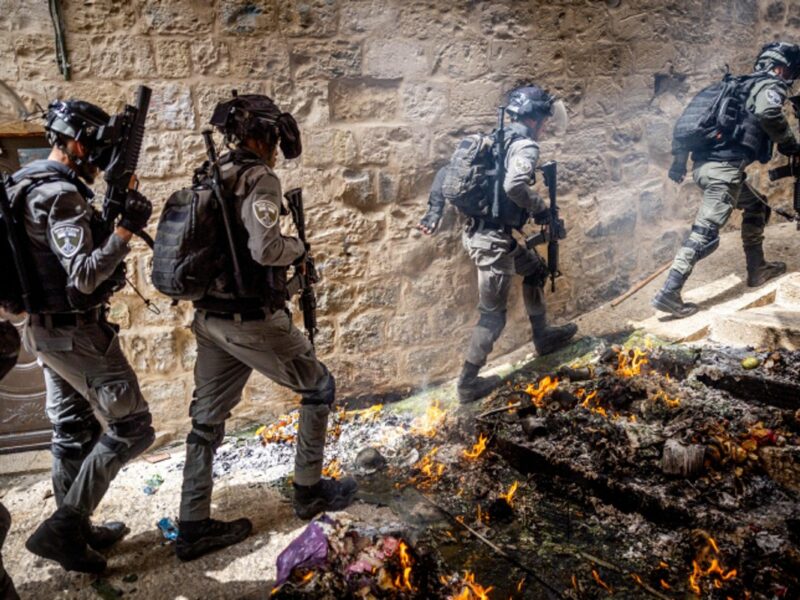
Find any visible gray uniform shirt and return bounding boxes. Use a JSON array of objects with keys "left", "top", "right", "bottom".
[
  {"left": 221, "top": 154, "right": 305, "bottom": 268},
  {"left": 22, "top": 160, "right": 128, "bottom": 296},
  {"left": 503, "top": 122, "right": 547, "bottom": 215},
  {"left": 747, "top": 75, "right": 798, "bottom": 146}
]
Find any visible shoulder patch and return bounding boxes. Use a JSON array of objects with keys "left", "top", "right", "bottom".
[
  {"left": 766, "top": 88, "right": 783, "bottom": 106},
  {"left": 51, "top": 225, "right": 84, "bottom": 258},
  {"left": 512, "top": 155, "right": 535, "bottom": 176},
  {"left": 252, "top": 199, "right": 279, "bottom": 229}
]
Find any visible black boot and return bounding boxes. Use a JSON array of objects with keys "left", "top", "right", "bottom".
[
  {"left": 651, "top": 270, "right": 699, "bottom": 318},
  {"left": 86, "top": 521, "right": 129, "bottom": 551},
  {"left": 457, "top": 362, "right": 501, "bottom": 404},
  {"left": 25, "top": 506, "right": 107, "bottom": 574},
  {"left": 745, "top": 244, "right": 786, "bottom": 287},
  {"left": 293, "top": 477, "right": 358, "bottom": 520},
  {"left": 175, "top": 517, "right": 253, "bottom": 562},
  {"left": 531, "top": 315, "right": 578, "bottom": 355}
]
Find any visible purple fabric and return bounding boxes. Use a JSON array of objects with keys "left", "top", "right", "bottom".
[{"left": 275, "top": 521, "right": 329, "bottom": 585}]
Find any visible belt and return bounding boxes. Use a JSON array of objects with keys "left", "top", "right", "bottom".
[
  {"left": 31, "top": 307, "right": 103, "bottom": 328},
  {"left": 470, "top": 218, "right": 513, "bottom": 235},
  {"left": 197, "top": 309, "right": 268, "bottom": 322}
]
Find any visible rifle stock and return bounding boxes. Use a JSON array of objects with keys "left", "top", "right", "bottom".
[
  {"left": 284, "top": 187, "right": 318, "bottom": 346},
  {"left": 541, "top": 161, "right": 564, "bottom": 292}
]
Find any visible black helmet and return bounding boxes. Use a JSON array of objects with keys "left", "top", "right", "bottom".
[
  {"left": 754, "top": 42, "right": 800, "bottom": 81},
  {"left": 505, "top": 85, "right": 556, "bottom": 120},
  {"left": 210, "top": 92, "right": 302, "bottom": 159},
  {"left": 45, "top": 99, "right": 115, "bottom": 171}
]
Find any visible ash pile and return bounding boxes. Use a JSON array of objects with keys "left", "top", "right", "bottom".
[{"left": 469, "top": 339, "right": 800, "bottom": 598}]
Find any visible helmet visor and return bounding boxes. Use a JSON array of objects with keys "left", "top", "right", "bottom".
[{"left": 546, "top": 99, "right": 569, "bottom": 137}]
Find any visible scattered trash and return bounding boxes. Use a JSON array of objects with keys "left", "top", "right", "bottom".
[
  {"left": 143, "top": 473, "right": 164, "bottom": 495},
  {"left": 355, "top": 447, "right": 387, "bottom": 474},
  {"left": 741, "top": 356, "right": 761, "bottom": 370},
  {"left": 275, "top": 520, "right": 329, "bottom": 586},
  {"left": 143, "top": 452, "right": 170, "bottom": 464},
  {"left": 157, "top": 517, "right": 179, "bottom": 541},
  {"left": 91, "top": 579, "right": 123, "bottom": 600}
]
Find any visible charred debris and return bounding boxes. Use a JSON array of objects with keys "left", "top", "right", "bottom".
[{"left": 233, "top": 334, "right": 799, "bottom": 599}]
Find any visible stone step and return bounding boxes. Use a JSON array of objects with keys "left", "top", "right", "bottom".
[
  {"left": 710, "top": 306, "right": 800, "bottom": 350},
  {"left": 776, "top": 272, "right": 800, "bottom": 307}
]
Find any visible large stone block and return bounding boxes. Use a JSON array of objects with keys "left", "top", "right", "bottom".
[
  {"left": 138, "top": 131, "right": 186, "bottom": 179},
  {"left": 336, "top": 169, "right": 376, "bottom": 209},
  {"left": 90, "top": 36, "right": 156, "bottom": 80},
  {"left": 302, "top": 128, "right": 357, "bottom": 167},
  {"left": 329, "top": 79, "right": 399, "bottom": 122},
  {"left": 62, "top": 0, "right": 138, "bottom": 34},
  {"left": 0, "top": 0, "right": 51, "bottom": 32},
  {"left": 142, "top": 0, "right": 215, "bottom": 34},
  {"left": 229, "top": 37, "right": 290, "bottom": 80},
  {"left": 338, "top": 311, "right": 386, "bottom": 353},
  {"left": 220, "top": 0, "right": 279, "bottom": 34},
  {"left": 363, "top": 39, "right": 429, "bottom": 79},
  {"left": 339, "top": 0, "right": 398, "bottom": 35},
  {"left": 433, "top": 38, "right": 489, "bottom": 79},
  {"left": 277, "top": 0, "right": 338, "bottom": 37},
  {"left": 489, "top": 41, "right": 564, "bottom": 79},
  {"left": 395, "top": 1, "right": 470, "bottom": 41},
  {"left": 191, "top": 40, "right": 231, "bottom": 77},
  {"left": 400, "top": 82, "right": 448, "bottom": 124},
  {"left": 155, "top": 39, "right": 191, "bottom": 78},
  {"left": 356, "top": 126, "right": 422, "bottom": 166},
  {"left": 0, "top": 37, "right": 18, "bottom": 80},
  {"left": 449, "top": 82, "right": 500, "bottom": 118},
  {"left": 13, "top": 35, "right": 60, "bottom": 81},
  {"left": 290, "top": 39, "right": 362, "bottom": 80},
  {"left": 148, "top": 84, "right": 195, "bottom": 130}
]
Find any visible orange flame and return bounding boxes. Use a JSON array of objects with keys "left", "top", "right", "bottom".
[
  {"left": 581, "top": 390, "right": 609, "bottom": 418},
  {"left": 463, "top": 434, "right": 488, "bottom": 460},
  {"left": 411, "top": 400, "right": 447, "bottom": 437},
  {"left": 452, "top": 571, "right": 494, "bottom": 600},
  {"left": 322, "top": 458, "right": 342, "bottom": 479},
  {"left": 687, "top": 536, "right": 737, "bottom": 595},
  {"left": 592, "top": 569, "right": 613, "bottom": 594},
  {"left": 652, "top": 389, "right": 681, "bottom": 408},
  {"left": 345, "top": 403, "right": 384, "bottom": 421},
  {"left": 659, "top": 579, "right": 671, "bottom": 590},
  {"left": 258, "top": 413, "right": 298, "bottom": 444},
  {"left": 393, "top": 541, "right": 415, "bottom": 591},
  {"left": 525, "top": 376, "right": 559, "bottom": 408},
  {"left": 616, "top": 348, "right": 649, "bottom": 378},
  {"left": 409, "top": 447, "right": 446, "bottom": 490},
  {"left": 499, "top": 481, "right": 519, "bottom": 508}
]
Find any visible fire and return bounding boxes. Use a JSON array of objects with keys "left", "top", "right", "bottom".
[
  {"left": 345, "top": 403, "right": 384, "bottom": 421},
  {"left": 687, "top": 535, "right": 737, "bottom": 595},
  {"left": 616, "top": 347, "right": 649, "bottom": 378},
  {"left": 393, "top": 541, "right": 415, "bottom": 591},
  {"left": 652, "top": 389, "right": 681, "bottom": 408},
  {"left": 581, "top": 390, "right": 609, "bottom": 418},
  {"left": 322, "top": 458, "right": 342, "bottom": 479},
  {"left": 525, "top": 376, "right": 559, "bottom": 408},
  {"left": 592, "top": 569, "right": 613, "bottom": 594},
  {"left": 259, "top": 413, "right": 298, "bottom": 444},
  {"left": 411, "top": 400, "right": 447, "bottom": 437},
  {"left": 409, "top": 447, "right": 446, "bottom": 489},
  {"left": 660, "top": 579, "right": 671, "bottom": 590},
  {"left": 452, "top": 571, "right": 494, "bottom": 600},
  {"left": 463, "top": 434, "right": 488, "bottom": 460},
  {"left": 300, "top": 571, "right": 314, "bottom": 585},
  {"left": 499, "top": 481, "right": 519, "bottom": 507}
]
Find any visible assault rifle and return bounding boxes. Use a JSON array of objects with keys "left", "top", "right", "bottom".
[
  {"left": 490, "top": 106, "right": 506, "bottom": 220},
  {"left": 100, "top": 85, "right": 154, "bottom": 247},
  {"left": 0, "top": 178, "right": 34, "bottom": 314},
  {"left": 767, "top": 96, "right": 800, "bottom": 229},
  {"left": 201, "top": 129, "right": 246, "bottom": 295},
  {"left": 525, "top": 161, "right": 566, "bottom": 292},
  {"left": 284, "top": 188, "right": 319, "bottom": 346}
]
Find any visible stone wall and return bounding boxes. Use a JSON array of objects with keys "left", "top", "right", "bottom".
[{"left": 1, "top": 0, "right": 796, "bottom": 444}]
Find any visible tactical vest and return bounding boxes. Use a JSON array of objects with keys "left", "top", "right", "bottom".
[
  {"left": 693, "top": 74, "right": 775, "bottom": 164},
  {"left": 193, "top": 152, "right": 288, "bottom": 313},
  {"left": 7, "top": 164, "right": 122, "bottom": 313},
  {"left": 493, "top": 129, "right": 531, "bottom": 230}
]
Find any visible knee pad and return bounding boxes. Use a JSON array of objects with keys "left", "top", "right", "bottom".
[
  {"left": 186, "top": 419, "right": 225, "bottom": 451},
  {"left": 100, "top": 413, "right": 155, "bottom": 463},
  {"left": 683, "top": 224, "right": 720, "bottom": 260},
  {"left": 477, "top": 310, "right": 507, "bottom": 338},
  {"left": 301, "top": 371, "right": 336, "bottom": 406}
]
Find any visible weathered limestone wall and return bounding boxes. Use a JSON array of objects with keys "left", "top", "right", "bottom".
[{"left": 1, "top": 0, "right": 795, "bottom": 444}]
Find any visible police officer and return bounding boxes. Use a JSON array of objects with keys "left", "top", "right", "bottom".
[
  {"left": 418, "top": 85, "right": 578, "bottom": 404},
  {"left": 175, "top": 94, "right": 357, "bottom": 561},
  {"left": 10, "top": 99, "right": 155, "bottom": 574},
  {"left": 0, "top": 320, "right": 20, "bottom": 599},
  {"left": 654, "top": 42, "right": 800, "bottom": 317}
]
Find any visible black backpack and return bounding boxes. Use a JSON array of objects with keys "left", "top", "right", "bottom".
[
  {"left": 151, "top": 171, "right": 226, "bottom": 301},
  {"left": 672, "top": 73, "right": 769, "bottom": 155},
  {"left": 0, "top": 205, "right": 26, "bottom": 314},
  {"left": 440, "top": 133, "right": 496, "bottom": 218}
]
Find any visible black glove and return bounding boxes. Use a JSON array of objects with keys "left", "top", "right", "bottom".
[
  {"left": 668, "top": 157, "right": 687, "bottom": 183},
  {"left": 532, "top": 209, "right": 551, "bottom": 225},
  {"left": 778, "top": 139, "right": 800, "bottom": 157},
  {"left": 119, "top": 189, "right": 152, "bottom": 233},
  {"left": 417, "top": 209, "right": 442, "bottom": 235}
]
